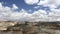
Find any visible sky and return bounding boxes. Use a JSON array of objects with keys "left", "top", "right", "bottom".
[{"left": 0, "top": 0, "right": 60, "bottom": 22}]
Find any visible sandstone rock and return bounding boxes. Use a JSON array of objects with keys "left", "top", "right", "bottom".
[{"left": 0, "top": 21, "right": 17, "bottom": 30}]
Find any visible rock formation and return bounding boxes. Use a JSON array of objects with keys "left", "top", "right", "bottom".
[{"left": 0, "top": 21, "right": 60, "bottom": 34}]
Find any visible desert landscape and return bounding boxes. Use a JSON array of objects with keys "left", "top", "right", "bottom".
[{"left": 0, "top": 21, "right": 60, "bottom": 34}]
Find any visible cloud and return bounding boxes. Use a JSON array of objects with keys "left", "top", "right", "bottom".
[
  {"left": 0, "top": 1, "right": 60, "bottom": 22},
  {"left": 0, "top": 2, "right": 47, "bottom": 21},
  {"left": 23, "top": 0, "right": 60, "bottom": 22},
  {"left": 37, "top": 0, "right": 60, "bottom": 8},
  {"left": 12, "top": 4, "right": 18, "bottom": 9},
  {"left": 30, "top": 10, "right": 48, "bottom": 22},
  {"left": 38, "top": 0, "right": 60, "bottom": 5},
  {"left": 38, "top": 0, "right": 49, "bottom": 6},
  {"left": 0, "top": 3, "right": 32, "bottom": 21},
  {"left": 24, "top": 0, "right": 39, "bottom": 5}
]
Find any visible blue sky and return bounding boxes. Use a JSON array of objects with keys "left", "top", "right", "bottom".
[
  {"left": 0, "top": 0, "right": 38, "bottom": 13},
  {"left": 0, "top": 0, "right": 50, "bottom": 13},
  {"left": 0, "top": 0, "right": 60, "bottom": 22}
]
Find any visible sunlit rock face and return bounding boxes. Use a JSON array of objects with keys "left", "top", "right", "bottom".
[
  {"left": 0, "top": 21, "right": 27, "bottom": 30},
  {"left": 0, "top": 21, "right": 17, "bottom": 30}
]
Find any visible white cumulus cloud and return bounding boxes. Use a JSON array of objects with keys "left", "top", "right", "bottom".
[
  {"left": 24, "top": 0, "right": 39, "bottom": 5},
  {"left": 0, "top": 1, "right": 60, "bottom": 22},
  {"left": 12, "top": 4, "right": 18, "bottom": 9},
  {"left": 37, "top": 0, "right": 60, "bottom": 9}
]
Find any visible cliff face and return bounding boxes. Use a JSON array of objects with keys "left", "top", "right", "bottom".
[
  {"left": 0, "top": 21, "right": 17, "bottom": 30},
  {"left": 0, "top": 21, "right": 60, "bottom": 34}
]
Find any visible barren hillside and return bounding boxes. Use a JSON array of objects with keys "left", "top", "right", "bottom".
[{"left": 0, "top": 21, "right": 60, "bottom": 34}]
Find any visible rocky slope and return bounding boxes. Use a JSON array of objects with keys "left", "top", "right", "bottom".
[{"left": 0, "top": 21, "right": 60, "bottom": 34}]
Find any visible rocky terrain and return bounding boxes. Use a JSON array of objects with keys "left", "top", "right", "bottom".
[{"left": 0, "top": 21, "right": 60, "bottom": 34}]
